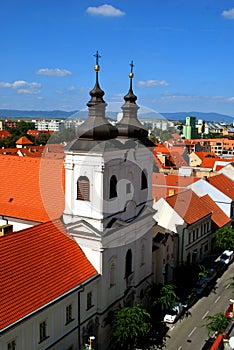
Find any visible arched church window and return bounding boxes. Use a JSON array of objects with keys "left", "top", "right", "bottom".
[
  {"left": 141, "top": 169, "right": 148, "bottom": 190},
  {"left": 77, "top": 176, "right": 90, "bottom": 201},
  {"left": 109, "top": 175, "right": 117, "bottom": 199},
  {"left": 125, "top": 249, "right": 132, "bottom": 278},
  {"left": 110, "top": 262, "right": 116, "bottom": 288}
]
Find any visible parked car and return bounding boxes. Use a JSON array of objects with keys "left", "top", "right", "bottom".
[
  {"left": 219, "top": 250, "right": 234, "bottom": 265},
  {"left": 183, "top": 292, "right": 198, "bottom": 308},
  {"left": 192, "top": 278, "right": 208, "bottom": 296},
  {"left": 163, "top": 302, "right": 186, "bottom": 323},
  {"left": 148, "top": 322, "right": 169, "bottom": 346},
  {"left": 225, "top": 303, "right": 234, "bottom": 319},
  {"left": 204, "top": 268, "right": 217, "bottom": 283}
]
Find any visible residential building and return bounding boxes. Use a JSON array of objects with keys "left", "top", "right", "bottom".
[
  {"left": 187, "top": 179, "right": 232, "bottom": 220},
  {"left": 207, "top": 174, "right": 234, "bottom": 226},
  {"left": 182, "top": 116, "right": 198, "bottom": 139},
  {"left": 153, "top": 189, "right": 213, "bottom": 281}
]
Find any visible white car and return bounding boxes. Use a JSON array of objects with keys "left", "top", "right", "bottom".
[
  {"left": 163, "top": 302, "right": 185, "bottom": 324},
  {"left": 220, "top": 250, "right": 234, "bottom": 265}
]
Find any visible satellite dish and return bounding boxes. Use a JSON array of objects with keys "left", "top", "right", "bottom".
[{"left": 229, "top": 336, "right": 234, "bottom": 348}]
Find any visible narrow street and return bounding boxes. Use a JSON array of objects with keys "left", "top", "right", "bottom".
[{"left": 156, "top": 262, "right": 234, "bottom": 350}]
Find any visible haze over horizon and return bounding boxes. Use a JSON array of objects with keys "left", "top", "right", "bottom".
[{"left": 1, "top": 1, "right": 234, "bottom": 116}]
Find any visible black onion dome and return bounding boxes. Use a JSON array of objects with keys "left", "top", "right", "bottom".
[
  {"left": 77, "top": 52, "right": 118, "bottom": 140},
  {"left": 117, "top": 61, "right": 148, "bottom": 139},
  {"left": 123, "top": 74, "right": 137, "bottom": 103}
]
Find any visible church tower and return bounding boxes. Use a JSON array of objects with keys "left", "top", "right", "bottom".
[{"left": 63, "top": 54, "right": 155, "bottom": 345}]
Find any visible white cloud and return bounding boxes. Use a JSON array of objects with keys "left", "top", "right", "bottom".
[
  {"left": 67, "top": 86, "right": 77, "bottom": 91},
  {"left": 36, "top": 68, "right": 72, "bottom": 76},
  {"left": 17, "top": 89, "right": 40, "bottom": 95},
  {"left": 226, "top": 97, "right": 234, "bottom": 102},
  {"left": 0, "top": 80, "right": 41, "bottom": 94},
  {"left": 222, "top": 8, "right": 234, "bottom": 19},
  {"left": 137, "top": 79, "right": 169, "bottom": 87},
  {"left": 86, "top": 4, "right": 125, "bottom": 17}
]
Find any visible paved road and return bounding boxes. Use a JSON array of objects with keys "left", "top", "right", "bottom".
[{"left": 160, "top": 262, "right": 234, "bottom": 350}]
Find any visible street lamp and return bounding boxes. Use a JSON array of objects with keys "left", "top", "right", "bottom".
[{"left": 89, "top": 336, "right": 95, "bottom": 350}]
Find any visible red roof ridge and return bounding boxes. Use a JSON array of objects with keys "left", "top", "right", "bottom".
[{"left": 0, "top": 219, "right": 98, "bottom": 330}]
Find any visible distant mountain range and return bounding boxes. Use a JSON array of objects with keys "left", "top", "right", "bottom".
[{"left": 0, "top": 109, "right": 233, "bottom": 123}]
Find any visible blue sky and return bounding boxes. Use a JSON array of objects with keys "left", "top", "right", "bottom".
[{"left": 0, "top": 0, "right": 234, "bottom": 116}]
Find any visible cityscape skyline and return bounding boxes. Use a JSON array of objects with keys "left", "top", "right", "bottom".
[{"left": 0, "top": 1, "right": 234, "bottom": 116}]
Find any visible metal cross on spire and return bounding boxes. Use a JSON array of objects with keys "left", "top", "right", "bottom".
[
  {"left": 94, "top": 50, "right": 101, "bottom": 66},
  {"left": 130, "top": 60, "right": 134, "bottom": 74}
]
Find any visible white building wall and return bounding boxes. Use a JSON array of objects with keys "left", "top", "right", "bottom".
[{"left": 1, "top": 291, "right": 79, "bottom": 350}]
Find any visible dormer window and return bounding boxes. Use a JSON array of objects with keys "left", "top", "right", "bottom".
[
  {"left": 141, "top": 170, "right": 148, "bottom": 190},
  {"left": 77, "top": 176, "right": 90, "bottom": 201},
  {"left": 109, "top": 175, "right": 117, "bottom": 199}
]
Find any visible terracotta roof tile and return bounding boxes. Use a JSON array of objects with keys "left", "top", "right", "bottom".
[
  {"left": 16, "top": 136, "right": 33, "bottom": 145},
  {"left": 152, "top": 173, "right": 199, "bottom": 199},
  {"left": 194, "top": 152, "right": 219, "bottom": 161},
  {"left": 201, "top": 194, "right": 231, "bottom": 228},
  {"left": 200, "top": 157, "right": 218, "bottom": 168},
  {"left": 207, "top": 174, "right": 234, "bottom": 200},
  {"left": 0, "top": 219, "right": 98, "bottom": 330},
  {"left": 0, "top": 130, "right": 11, "bottom": 138},
  {"left": 0, "top": 156, "right": 65, "bottom": 222},
  {"left": 166, "top": 189, "right": 211, "bottom": 224}
]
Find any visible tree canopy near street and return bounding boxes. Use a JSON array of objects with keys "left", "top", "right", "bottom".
[
  {"left": 204, "top": 313, "right": 230, "bottom": 337},
  {"left": 214, "top": 227, "right": 234, "bottom": 251},
  {"left": 111, "top": 305, "right": 151, "bottom": 349},
  {"left": 154, "top": 284, "right": 179, "bottom": 311}
]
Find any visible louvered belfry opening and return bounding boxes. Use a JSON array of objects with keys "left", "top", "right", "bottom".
[{"left": 77, "top": 176, "right": 90, "bottom": 201}]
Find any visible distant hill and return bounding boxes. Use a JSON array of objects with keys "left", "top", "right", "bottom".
[
  {"left": 158, "top": 111, "right": 234, "bottom": 123},
  {"left": 0, "top": 109, "right": 77, "bottom": 119},
  {"left": 0, "top": 109, "right": 233, "bottom": 123}
]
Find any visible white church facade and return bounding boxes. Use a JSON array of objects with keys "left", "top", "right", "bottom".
[{"left": 0, "top": 55, "right": 156, "bottom": 350}]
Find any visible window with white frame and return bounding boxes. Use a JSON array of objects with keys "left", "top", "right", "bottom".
[
  {"left": 87, "top": 291, "right": 93, "bottom": 310},
  {"left": 7, "top": 340, "right": 16, "bottom": 350},
  {"left": 39, "top": 320, "right": 48, "bottom": 343},
  {"left": 66, "top": 304, "right": 74, "bottom": 324},
  {"left": 109, "top": 175, "right": 117, "bottom": 199},
  {"left": 77, "top": 176, "right": 90, "bottom": 201}
]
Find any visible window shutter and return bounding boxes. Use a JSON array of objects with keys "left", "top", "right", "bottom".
[{"left": 77, "top": 177, "right": 90, "bottom": 201}]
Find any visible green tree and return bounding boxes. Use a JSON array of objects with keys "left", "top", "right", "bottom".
[
  {"left": 154, "top": 284, "right": 179, "bottom": 311},
  {"left": 198, "top": 264, "right": 208, "bottom": 281},
  {"left": 204, "top": 313, "right": 230, "bottom": 337},
  {"left": 214, "top": 227, "right": 234, "bottom": 251},
  {"left": 9, "top": 120, "right": 35, "bottom": 137},
  {"left": 112, "top": 305, "right": 151, "bottom": 349}
]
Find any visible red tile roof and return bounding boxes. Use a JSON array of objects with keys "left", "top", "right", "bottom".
[
  {"left": 194, "top": 152, "right": 219, "bottom": 161},
  {"left": 153, "top": 145, "right": 188, "bottom": 169},
  {"left": 166, "top": 189, "right": 211, "bottom": 224},
  {"left": 201, "top": 194, "right": 231, "bottom": 228},
  {"left": 207, "top": 174, "right": 234, "bottom": 200},
  {"left": 152, "top": 173, "right": 199, "bottom": 199},
  {"left": 200, "top": 157, "right": 218, "bottom": 169},
  {"left": 0, "top": 130, "right": 11, "bottom": 138},
  {"left": 0, "top": 156, "right": 65, "bottom": 222},
  {"left": 16, "top": 136, "right": 33, "bottom": 145},
  {"left": 0, "top": 219, "right": 98, "bottom": 330}
]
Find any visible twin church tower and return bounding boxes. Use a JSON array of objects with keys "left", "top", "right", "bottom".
[{"left": 62, "top": 52, "right": 155, "bottom": 346}]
